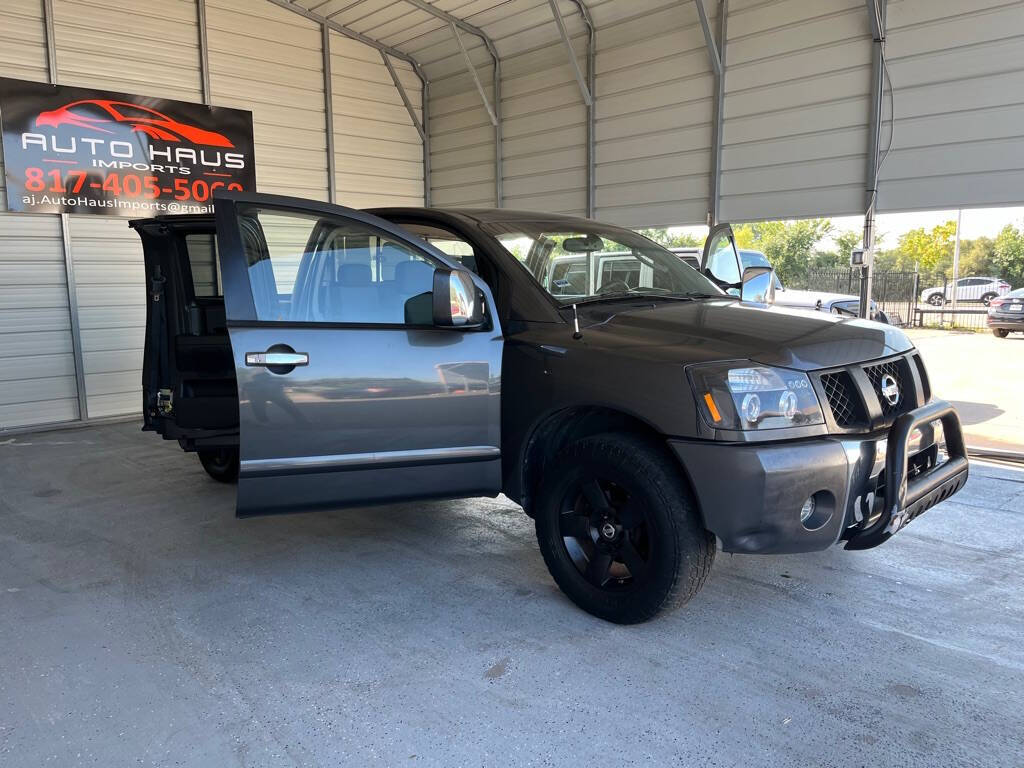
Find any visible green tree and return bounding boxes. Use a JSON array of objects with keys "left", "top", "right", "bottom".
[
  {"left": 895, "top": 221, "right": 956, "bottom": 281},
  {"left": 636, "top": 228, "right": 701, "bottom": 248},
  {"left": 993, "top": 224, "right": 1024, "bottom": 287},
  {"left": 956, "top": 236, "right": 996, "bottom": 279},
  {"left": 729, "top": 219, "right": 833, "bottom": 287},
  {"left": 808, "top": 229, "right": 864, "bottom": 271}
]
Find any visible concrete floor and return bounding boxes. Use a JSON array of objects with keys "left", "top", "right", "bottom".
[
  {"left": 907, "top": 328, "right": 1024, "bottom": 452},
  {"left": 2, "top": 422, "right": 1023, "bottom": 767}
]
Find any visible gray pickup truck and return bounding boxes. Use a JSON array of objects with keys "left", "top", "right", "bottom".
[{"left": 132, "top": 192, "right": 968, "bottom": 623}]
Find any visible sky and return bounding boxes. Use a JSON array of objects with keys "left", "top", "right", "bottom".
[{"left": 672, "top": 205, "right": 1024, "bottom": 251}]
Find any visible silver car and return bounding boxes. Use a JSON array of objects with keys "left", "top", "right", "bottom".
[{"left": 920, "top": 276, "right": 1010, "bottom": 306}]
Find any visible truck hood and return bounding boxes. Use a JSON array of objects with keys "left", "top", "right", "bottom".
[{"left": 574, "top": 298, "right": 912, "bottom": 371}]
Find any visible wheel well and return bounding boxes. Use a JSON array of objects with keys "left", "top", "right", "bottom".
[{"left": 519, "top": 406, "right": 694, "bottom": 518}]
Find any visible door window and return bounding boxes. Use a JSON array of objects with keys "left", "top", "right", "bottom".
[
  {"left": 238, "top": 207, "right": 437, "bottom": 325},
  {"left": 705, "top": 230, "right": 741, "bottom": 286}
]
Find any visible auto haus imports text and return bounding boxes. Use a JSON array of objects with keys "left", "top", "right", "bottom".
[{"left": 18, "top": 133, "right": 248, "bottom": 204}]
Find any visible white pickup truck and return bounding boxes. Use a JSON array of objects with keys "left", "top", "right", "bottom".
[{"left": 671, "top": 247, "right": 889, "bottom": 324}]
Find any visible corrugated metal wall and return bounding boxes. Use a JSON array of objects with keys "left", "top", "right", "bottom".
[
  {"left": 0, "top": 2, "right": 77, "bottom": 430},
  {"left": 0, "top": 215, "right": 79, "bottom": 429},
  {"left": 329, "top": 32, "right": 424, "bottom": 208},
  {"left": 208, "top": 0, "right": 329, "bottom": 200},
  {"left": 53, "top": 0, "right": 203, "bottom": 421},
  {"left": 0, "top": 0, "right": 424, "bottom": 431},
  {"left": 500, "top": 8, "right": 588, "bottom": 216},
  {"left": 719, "top": 0, "right": 872, "bottom": 222},
  {"left": 877, "top": 0, "right": 1024, "bottom": 212},
  {"left": 591, "top": 0, "right": 716, "bottom": 227},
  {"left": 428, "top": 48, "right": 498, "bottom": 208}
]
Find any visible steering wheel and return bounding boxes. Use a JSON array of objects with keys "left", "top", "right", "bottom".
[{"left": 596, "top": 279, "right": 632, "bottom": 295}]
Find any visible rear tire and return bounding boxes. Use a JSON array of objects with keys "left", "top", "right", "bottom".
[
  {"left": 981, "top": 292, "right": 998, "bottom": 307},
  {"left": 198, "top": 447, "right": 239, "bottom": 483},
  {"left": 534, "top": 433, "right": 714, "bottom": 624},
  {"left": 993, "top": 328, "right": 1010, "bottom": 338}
]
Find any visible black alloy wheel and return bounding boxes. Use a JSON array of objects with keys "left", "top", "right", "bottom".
[
  {"left": 535, "top": 433, "right": 714, "bottom": 623},
  {"left": 559, "top": 477, "right": 650, "bottom": 589}
]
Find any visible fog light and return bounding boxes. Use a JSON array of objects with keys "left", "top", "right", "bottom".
[
  {"left": 741, "top": 393, "right": 761, "bottom": 424},
  {"left": 799, "top": 496, "right": 816, "bottom": 524}
]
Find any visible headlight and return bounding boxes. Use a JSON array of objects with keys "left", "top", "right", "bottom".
[{"left": 689, "top": 361, "right": 825, "bottom": 431}]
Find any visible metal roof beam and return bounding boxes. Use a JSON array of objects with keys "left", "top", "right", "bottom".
[
  {"left": 264, "top": 0, "right": 428, "bottom": 82},
  {"left": 450, "top": 21, "right": 498, "bottom": 126},
  {"left": 694, "top": 0, "right": 722, "bottom": 76},
  {"left": 547, "top": 0, "right": 592, "bottom": 106},
  {"left": 398, "top": 0, "right": 499, "bottom": 60},
  {"left": 382, "top": 51, "right": 426, "bottom": 142}
]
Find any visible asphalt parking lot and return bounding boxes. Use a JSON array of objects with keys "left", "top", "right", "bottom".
[
  {"left": 2, "top": 422, "right": 1023, "bottom": 767},
  {"left": 907, "top": 328, "right": 1024, "bottom": 452}
]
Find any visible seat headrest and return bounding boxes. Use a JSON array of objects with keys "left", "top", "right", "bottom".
[
  {"left": 338, "top": 262, "right": 371, "bottom": 287},
  {"left": 394, "top": 259, "right": 435, "bottom": 292}
]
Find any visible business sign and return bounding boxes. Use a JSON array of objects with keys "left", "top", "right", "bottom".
[{"left": 0, "top": 77, "right": 256, "bottom": 216}]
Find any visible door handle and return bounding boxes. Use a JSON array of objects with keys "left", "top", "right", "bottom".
[{"left": 245, "top": 351, "right": 309, "bottom": 367}]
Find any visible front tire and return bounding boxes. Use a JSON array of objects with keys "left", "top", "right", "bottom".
[
  {"left": 993, "top": 328, "right": 1010, "bottom": 338},
  {"left": 534, "top": 433, "right": 714, "bottom": 624},
  {"left": 198, "top": 447, "right": 239, "bottom": 483},
  {"left": 926, "top": 293, "right": 945, "bottom": 306}
]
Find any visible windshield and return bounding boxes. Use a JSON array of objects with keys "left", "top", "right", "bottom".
[
  {"left": 739, "top": 249, "right": 783, "bottom": 290},
  {"left": 480, "top": 220, "right": 724, "bottom": 303}
]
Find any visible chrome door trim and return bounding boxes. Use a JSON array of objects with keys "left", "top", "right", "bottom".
[{"left": 241, "top": 445, "right": 501, "bottom": 478}]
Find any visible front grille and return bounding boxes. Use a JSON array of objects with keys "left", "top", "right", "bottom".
[
  {"left": 865, "top": 358, "right": 910, "bottom": 418},
  {"left": 820, "top": 371, "right": 863, "bottom": 427}
]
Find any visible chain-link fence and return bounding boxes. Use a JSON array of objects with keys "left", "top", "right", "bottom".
[{"left": 804, "top": 269, "right": 996, "bottom": 330}]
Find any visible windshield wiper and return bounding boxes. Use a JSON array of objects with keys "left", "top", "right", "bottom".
[{"left": 681, "top": 291, "right": 735, "bottom": 300}]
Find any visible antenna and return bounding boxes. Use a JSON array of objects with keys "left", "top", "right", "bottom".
[{"left": 572, "top": 303, "right": 583, "bottom": 340}]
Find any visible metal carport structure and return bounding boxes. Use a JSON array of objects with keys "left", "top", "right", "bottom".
[{"left": 1, "top": 0, "right": 1023, "bottom": 432}]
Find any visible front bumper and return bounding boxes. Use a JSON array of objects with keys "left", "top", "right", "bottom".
[{"left": 670, "top": 400, "right": 969, "bottom": 554}]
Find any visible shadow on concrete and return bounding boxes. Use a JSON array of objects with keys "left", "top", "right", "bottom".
[{"left": 949, "top": 400, "right": 1004, "bottom": 426}]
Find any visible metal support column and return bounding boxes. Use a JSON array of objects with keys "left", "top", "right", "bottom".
[
  {"left": 323, "top": 23, "right": 337, "bottom": 204},
  {"left": 860, "top": 0, "right": 886, "bottom": 319},
  {"left": 565, "top": 0, "right": 596, "bottom": 218},
  {"left": 41, "top": 0, "right": 89, "bottom": 421},
  {"left": 707, "top": 0, "right": 728, "bottom": 225},
  {"left": 382, "top": 51, "right": 430, "bottom": 205},
  {"left": 196, "top": 0, "right": 212, "bottom": 104}
]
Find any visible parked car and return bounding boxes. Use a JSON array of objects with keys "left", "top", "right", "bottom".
[
  {"left": 131, "top": 193, "right": 967, "bottom": 624},
  {"left": 920, "top": 276, "right": 1010, "bottom": 306},
  {"left": 987, "top": 287, "right": 1024, "bottom": 337},
  {"left": 671, "top": 248, "right": 889, "bottom": 323}
]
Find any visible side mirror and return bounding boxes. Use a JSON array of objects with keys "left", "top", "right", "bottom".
[
  {"left": 741, "top": 266, "right": 776, "bottom": 305},
  {"left": 432, "top": 268, "right": 485, "bottom": 327}
]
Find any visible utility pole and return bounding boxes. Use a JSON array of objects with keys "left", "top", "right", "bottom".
[{"left": 950, "top": 208, "right": 962, "bottom": 311}]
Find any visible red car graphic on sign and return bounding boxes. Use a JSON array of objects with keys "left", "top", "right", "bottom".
[{"left": 35, "top": 99, "right": 234, "bottom": 147}]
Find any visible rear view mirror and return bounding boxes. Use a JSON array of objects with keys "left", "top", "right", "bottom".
[
  {"left": 561, "top": 234, "right": 604, "bottom": 253},
  {"left": 433, "top": 268, "right": 485, "bottom": 327},
  {"left": 740, "top": 266, "right": 776, "bottom": 305}
]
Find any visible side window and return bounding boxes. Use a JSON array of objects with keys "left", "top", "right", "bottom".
[
  {"left": 184, "top": 233, "right": 220, "bottom": 297},
  {"left": 239, "top": 207, "right": 437, "bottom": 325},
  {"left": 705, "top": 231, "right": 741, "bottom": 285}
]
